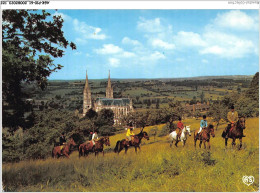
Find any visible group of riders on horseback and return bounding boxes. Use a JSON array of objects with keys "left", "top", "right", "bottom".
[{"left": 53, "top": 105, "right": 246, "bottom": 158}]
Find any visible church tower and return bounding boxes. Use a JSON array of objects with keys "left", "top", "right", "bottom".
[
  {"left": 83, "top": 71, "right": 92, "bottom": 116},
  {"left": 106, "top": 70, "right": 113, "bottom": 98}
]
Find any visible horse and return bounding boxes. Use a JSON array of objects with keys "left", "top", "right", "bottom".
[
  {"left": 223, "top": 117, "right": 246, "bottom": 149},
  {"left": 194, "top": 124, "right": 215, "bottom": 149},
  {"left": 93, "top": 136, "right": 110, "bottom": 156},
  {"left": 114, "top": 129, "right": 149, "bottom": 154},
  {"left": 52, "top": 138, "right": 76, "bottom": 158},
  {"left": 169, "top": 125, "right": 191, "bottom": 147},
  {"left": 78, "top": 141, "right": 94, "bottom": 157}
]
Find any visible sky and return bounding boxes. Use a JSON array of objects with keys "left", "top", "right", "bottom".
[{"left": 47, "top": 9, "right": 259, "bottom": 80}]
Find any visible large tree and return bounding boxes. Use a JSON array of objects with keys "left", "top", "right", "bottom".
[{"left": 2, "top": 10, "right": 76, "bottom": 129}]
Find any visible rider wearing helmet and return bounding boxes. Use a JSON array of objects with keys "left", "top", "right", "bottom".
[{"left": 197, "top": 115, "right": 207, "bottom": 138}]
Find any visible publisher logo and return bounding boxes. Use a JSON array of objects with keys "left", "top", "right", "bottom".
[{"left": 242, "top": 176, "right": 254, "bottom": 186}]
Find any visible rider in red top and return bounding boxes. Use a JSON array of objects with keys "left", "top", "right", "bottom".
[{"left": 176, "top": 117, "right": 184, "bottom": 140}]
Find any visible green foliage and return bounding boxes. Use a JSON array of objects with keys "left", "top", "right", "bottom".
[
  {"left": 2, "top": 9, "right": 76, "bottom": 129},
  {"left": 246, "top": 72, "right": 259, "bottom": 102},
  {"left": 99, "top": 125, "right": 116, "bottom": 136},
  {"left": 158, "top": 123, "right": 176, "bottom": 137}
]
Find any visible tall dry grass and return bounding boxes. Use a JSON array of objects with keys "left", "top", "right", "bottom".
[{"left": 2, "top": 118, "right": 259, "bottom": 192}]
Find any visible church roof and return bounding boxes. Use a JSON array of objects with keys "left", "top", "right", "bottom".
[{"left": 96, "top": 98, "right": 130, "bottom": 106}]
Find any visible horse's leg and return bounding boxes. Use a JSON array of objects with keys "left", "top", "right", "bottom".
[
  {"left": 203, "top": 140, "right": 206, "bottom": 149},
  {"left": 194, "top": 138, "right": 197, "bottom": 148},
  {"left": 175, "top": 139, "right": 178, "bottom": 147},
  {"left": 199, "top": 140, "right": 202, "bottom": 148},
  {"left": 232, "top": 138, "right": 236, "bottom": 148},
  {"left": 135, "top": 146, "right": 137, "bottom": 154},
  {"left": 64, "top": 152, "right": 70, "bottom": 158},
  {"left": 208, "top": 141, "right": 211, "bottom": 150},
  {"left": 225, "top": 138, "right": 228, "bottom": 147},
  {"left": 124, "top": 146, "right": 128, "bottom": 154},
  {"left": 239, "top": 138, "right": 242, "bottom": 150},
  {"left": 183, "top": 140, "right": 186, "bottom": 147},
  {"left": 170, "top": 140, "right": 173, "bottom": 148},
  {"left": 103, "top": 150, "right": 105, "bottom": 156}
]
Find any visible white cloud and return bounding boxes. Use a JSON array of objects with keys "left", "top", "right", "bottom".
[
  {"left": 73, "top": 19, "right": 107, "bottom": 40},
  {"left": 151, "top": 39, "right": 175, "bottom": 50},
  {"left": 121, "top": 51, "right": 136, "bottom": 58},
  {"left": 141, "top": 51, "right": 165, "bottom": 62},
  {"left": 200, "top": 31, "right": 255, "bottom": 58},
  {"left": 95, "top": 44, "right": 123, "bottom": 55},
  {"left": 108, "top": 58, "right": 120, "bottom": 67},
  {"left": 53, "top": 11, "right": 71, "bottom": 21},
  {"left": 137, "top": 17, "right": 164, "bottom": 33},
  {"left": 213, "top": 10, "right": 258, "bottom": 31},
  {"left": 202, "top": 59, "right": 209, "bottom": 63},
  {"left": 122, "top": 37, "right": 141, "bottom": 46},
  {"left": 174, "top": 31, "right": 207, "bottom": 47}
]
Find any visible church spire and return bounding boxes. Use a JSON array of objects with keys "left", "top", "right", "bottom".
[
  {"left": 83, "top": 70, "right": 92, "bottom": 116},
  {"left": 106, "top": 70, "right": 113, "bottom": 98}
]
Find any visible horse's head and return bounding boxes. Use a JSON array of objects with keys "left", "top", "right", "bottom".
[
  {"left": 104, "top": 136, "right": 110, "bottom": 146},
  {"left": 238, "top": 117, "right": 246, "bottom": 130},
  {"left": 209, "top": 125, "right": 215, "bottom": 137},
  {"left": 69, "top": 138, "right": 76, "bottom": 147},
  {"left": 143, "top": 131, "right": 149, "bottom": 140},
  {"left": 185, "top": 125, "right": 191, "bottom": 136}
]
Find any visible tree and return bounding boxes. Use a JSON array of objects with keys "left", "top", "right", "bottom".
[
  {"left": 246, "top": 72, "right": 259, "bottom": 102},
  {"left": 208, "top": 102, "right": 228, "bottom": 130},
  {"left": 95, "top": 109, "right": 114, "bottom": 128},
  {"left": 2, "top": 10, "right": 76, "bottom": 129}
]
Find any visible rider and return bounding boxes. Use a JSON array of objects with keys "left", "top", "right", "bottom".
[
  {"left": 126, "top": 126, "right": 135, "bottom": 146},
  {"left": 223, "top": 105, "right": 242, "bottom": 138},
  {"left": 88, "top": 131, "right": 93, "bottom": 141},
  {"left": 59, "top": 132, "right": 66, "bottom": 152},
  {"left": 92, "top": 131, "right": 99, "bottom": 147},
  {"left": 176, "top": 117, "right": 184, "bottom": 141},
  {"left": 197, "top": 115, "right": 207, "bottom": 138}
]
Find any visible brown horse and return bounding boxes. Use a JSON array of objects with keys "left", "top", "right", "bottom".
[
  {"left": 114, "top": 129, "right": 149, "bottom": 154},
  {"left": 223, "top": 117, "right": 246, "bottom": 149},
  {"left": 78, "top": 141, "right": 94, "bottom": 157},
  {"left": 194, "top": 124, "right": 215, "bottom": 149},
  {"left": 79, "top": 137, "right": 110, "bottom": 157},
  {"left": 52, "top": 138, "right": 76, "bottom": 158},
  {"left": 93, "top": 137, "right": 110, "bottom": 156}
]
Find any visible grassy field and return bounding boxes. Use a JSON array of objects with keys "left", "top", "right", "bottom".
[{"left": 2, "top": 118, "right": 259, "bottom": 192}]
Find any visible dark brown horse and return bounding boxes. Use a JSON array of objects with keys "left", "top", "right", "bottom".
[
  {"left": 79, "top": 137, "right": 110, "bottom": 157},
  {"left": 78, "top": 141, "right": 94, "bottom": 157},
  {"left": 194, "top": 124, "right": 215, "bottom": 149},
  {"left": 52, "top": 138, "right": 76, "bottom": 158},
  {"left": 114, "top": 129, "right": 149, "bottom": 154},
  {"left": 223, "top": 117, "right": 246, "bottom": 149},
  {"left": 93, "top": 137, "right": 110, "bottom": 156}
]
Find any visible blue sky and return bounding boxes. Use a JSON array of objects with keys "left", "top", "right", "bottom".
[{"left": 48, "top": 9, "right": 259, "bottom": 80}]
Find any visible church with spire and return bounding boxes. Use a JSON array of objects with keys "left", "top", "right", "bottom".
[{"left": 83, "top": 70, "right": 134, "bottom": 125}]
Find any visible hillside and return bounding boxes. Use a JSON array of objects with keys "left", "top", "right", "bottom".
[{"left": 2, "top": 117, "right": 259, "bottom": 192}]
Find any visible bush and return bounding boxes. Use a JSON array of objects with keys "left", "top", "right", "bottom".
[{"left": 158, "top": 123, "right": 176, "bottom": 137}]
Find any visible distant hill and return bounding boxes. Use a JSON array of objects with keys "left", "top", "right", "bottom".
[{"left": 48, "top": 75, "right": 254, "bottom": 82}]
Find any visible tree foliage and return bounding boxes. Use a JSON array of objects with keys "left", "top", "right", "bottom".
[{"left": 2, "top": 10, "right": 76, "bottom": 129}]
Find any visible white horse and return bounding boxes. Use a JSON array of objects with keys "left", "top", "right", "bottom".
[{"left": 169, "top": 125, "right": 191, "bottom": 147}]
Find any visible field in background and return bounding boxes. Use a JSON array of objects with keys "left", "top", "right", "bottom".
[{"left": 2, "top": 117, "right": 259, "bottom": 192}]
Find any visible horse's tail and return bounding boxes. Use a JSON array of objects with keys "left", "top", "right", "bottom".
[
  {"left": 52, "top": 148, "right": 54, "bottom": 158},
  {"left": 114, "top": 141, "right": 120, "bottom": 153}
]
